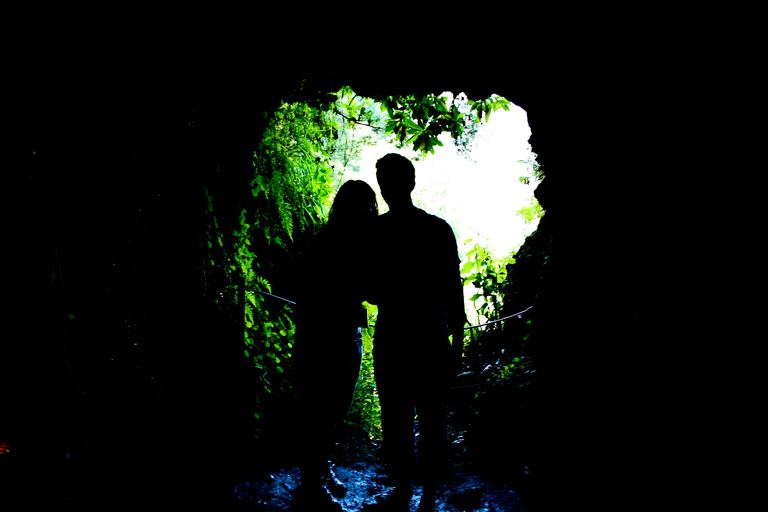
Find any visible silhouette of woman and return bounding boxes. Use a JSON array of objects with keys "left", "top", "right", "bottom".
[{"left": 292, "top": 180, "right": 378, "bottom": 511}]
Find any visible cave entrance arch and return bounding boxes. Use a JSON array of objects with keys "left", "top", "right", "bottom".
[{"left": 238, "top": 83, "right": 535, "bottom": 480}]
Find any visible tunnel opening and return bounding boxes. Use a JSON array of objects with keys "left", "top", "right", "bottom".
[{"left": 218, "top": 84, "right": 550, "bottom": 511}]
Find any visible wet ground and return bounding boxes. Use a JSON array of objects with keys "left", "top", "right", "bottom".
[
  {"left": 228, "top": 462, "right": 526, "bottom": 512},
  {"left": 228, "top": 365, "right": 535, "bottom": 511},
  {"left": 231, "top": 462, "right": 529, "bottom": 512},
  {"left": 230, "top": 432, "right": 530, "bottom": 512},
  {"left": 232, "top": 464, "right": 528, "bottom": 512}
]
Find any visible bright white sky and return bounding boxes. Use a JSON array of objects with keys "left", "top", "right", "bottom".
[{"left": 347, "top": 93, "right": 541, "bottom": 260}]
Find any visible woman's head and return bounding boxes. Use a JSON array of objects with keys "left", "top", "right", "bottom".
[{"left": 327, "top": 180, "right": 378, "bottom": 228}]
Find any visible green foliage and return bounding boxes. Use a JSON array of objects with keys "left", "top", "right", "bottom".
[
  {"left": 459, "top": 236, "right": 538, "bottom": 419},
  {"left": 459, "top": 238, "right": 540, "bottom": 471},
  {"left": 491, "top": 356, "right": 535, "bottom": 386},
  {"left": 517, "top": 152, "right": 545, "bottom": 185},
  {"left": 381, "top": 93, "right": 511, "bottom": 156},
  {"left": 254, "top": 100, "right": 339, "bottom": 237},
  {"left": 346, "top": 304, "right": 382, "bottom": 440},
  {"left": 516, "top": 195, "right": 545, "bottom": 224},
  {"left": 198, "top": 86, "right": 395, "bottom": 438},
  {"left": 461, "top": 240, "right": 515, "bottom": 326},
  {"left": 455, "top": 94, "right": 512, "bottom": 159},
  {"left": 327, "top": 88, "right": 388, "bottom": 185},
  {"left": 198, "top": 97, "right": 340, "bottom": 435}
]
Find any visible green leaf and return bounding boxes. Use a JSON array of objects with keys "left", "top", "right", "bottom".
[{"left": 403, "top": 118, "right": 422, "bottom": 131}]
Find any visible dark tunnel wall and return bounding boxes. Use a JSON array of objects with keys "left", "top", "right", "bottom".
[{"left": 16, "top": 58, "right": 677, "bottom": 509}]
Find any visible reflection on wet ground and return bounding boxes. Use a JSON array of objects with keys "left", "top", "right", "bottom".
[{"left": 232, "top": 460, "right": 528, "bottom": 512}]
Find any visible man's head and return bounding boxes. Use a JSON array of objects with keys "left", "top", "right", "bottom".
[{"left": 376, "top": 153, "right": 415, "bottom": 209}]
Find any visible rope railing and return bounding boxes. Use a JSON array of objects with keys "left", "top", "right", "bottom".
[
  {"left": 245, "top": 286, "right": 533, "bottom": 391},
  {"left": 245, "top": 287, "right": 531, "bottom": 330},
  {"left": 245, "top": 288, "right": 297, "bottom": 305},
  {"left": 463, "top": 306, "right": 533, "bottom": 330},
  {"left": 449, "top": 378, "right": 524, "bottom": 390}
]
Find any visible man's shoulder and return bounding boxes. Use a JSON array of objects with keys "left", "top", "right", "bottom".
[
  {"left": 379, "top": 207, "right": 445, "bottom": 221},
  {"left": 424, "top": 210, "right": 450, "bottom": 225},
  {"left": 418, "top": 209, "right": 454, "bottom": 234},
  {"left": 378, "top": 207, "right": 451, "bottom": 230}
]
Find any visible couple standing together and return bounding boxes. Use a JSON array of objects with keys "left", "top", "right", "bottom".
[{"left": 294, "top": 153, "right": 466, "bottom": 512}]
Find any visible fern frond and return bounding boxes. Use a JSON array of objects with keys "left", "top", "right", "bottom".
[
  {"left": 277, "top": 195, "right": 294, "bottom": 242},
  {"left": 256, "top": 275, "right": 272, "bottom": 293},
  {"left": 245, "top": 303, "right": 254, "bottom": 329}
]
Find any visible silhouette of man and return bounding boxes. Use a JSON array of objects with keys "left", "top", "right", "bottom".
[{"left": 367, "top": 154, "right": 466, "bottom": 512}]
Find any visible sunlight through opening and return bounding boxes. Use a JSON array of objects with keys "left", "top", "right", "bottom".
[
  {"left": 332, "top": 91, "right": 543, "bottom": 324},
  {"left": 336, "top": 91, "right": 541, "bottom": 260}
]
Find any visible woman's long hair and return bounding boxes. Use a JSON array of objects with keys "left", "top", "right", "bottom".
[
  {"left": 326, "top": 180, "right": 378, "bottom": 233},
  {"left": 298, "top": 180, "right": 377, "bottom": 329}
]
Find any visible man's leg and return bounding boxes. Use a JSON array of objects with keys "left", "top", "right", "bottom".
[
  {"left": 371, "top": 350, "right": 416, "bottom": 509},
  {"left": 413, "top": 355, "right": 450, "bottom": 512}
]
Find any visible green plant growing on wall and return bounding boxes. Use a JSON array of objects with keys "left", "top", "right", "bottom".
[
  {"left": 517, "top": 156, "right": 545, "bottom": 225},
  {"left": 197, "top": 86, "right": 391, "bottom": 436},
  {"left": 516, "top": 196, "right": 545, "bottom": 225},
  {"left": 518, "top": 152, "right": 545, "bottom": 185},
  {"left": 461, "top": 240, "right": 515, "bottom": 327}
]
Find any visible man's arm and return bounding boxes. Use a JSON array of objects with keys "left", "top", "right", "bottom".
[
  {"left": 450, "top": 328, "right": 465, "bottom": 376},
  {"left": 443, "top": 221, "right": 467, "bottom": 336},
  {"left": 439, "top": 218, "right": 467, "bottom": 375}
]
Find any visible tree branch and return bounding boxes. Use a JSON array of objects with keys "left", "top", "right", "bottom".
[{"left": 332, "top": 106, "right": 384, "bottom": 132}]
